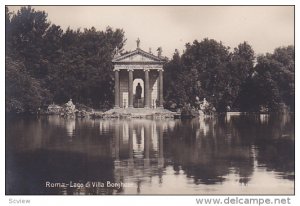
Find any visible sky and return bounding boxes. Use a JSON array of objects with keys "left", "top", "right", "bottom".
[{"left": 8, "top": 6, "right": 294, "bottom": 58}]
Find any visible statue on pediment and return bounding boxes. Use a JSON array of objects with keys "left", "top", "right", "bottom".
[
  {"left": 136, "top": 38, "right": 140, "bottom": 49},
  {"left": 157, "top": 47, "right": 162, "bottom": 57},
  {"left": 114, "top": 46, "right": 120, "bottom": 58}
]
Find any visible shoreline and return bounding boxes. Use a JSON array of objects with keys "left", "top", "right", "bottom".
[{"left": 5, "top": 110, "right": 294, "bottom": 120}]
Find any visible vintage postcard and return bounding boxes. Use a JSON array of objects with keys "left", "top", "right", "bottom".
[{"left": 5, "top": 5, "right": 294, "bottom": 199}]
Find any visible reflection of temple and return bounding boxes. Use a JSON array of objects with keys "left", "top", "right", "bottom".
[
  {"left": 112, "top": 120, "right": 164, "bottom": 193},
  {"left": 8, "top": 115, "right": 294, "bottom": 195},
  {"left": 259, "top": 114, "right": 269, "bottom": 124}
]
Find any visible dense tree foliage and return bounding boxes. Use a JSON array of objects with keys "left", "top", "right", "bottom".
[
  {"left": 6, "top": 6, "right": 125, "bottom": 113},
  {"left": 164, "top": 40, "right": 294, "bottom": 112},
  {"left": 6, "top": 7, "right": 294, "bottom": 114},
  {"left": 238, "top": 46, "right": 294, "bottom": 112}
]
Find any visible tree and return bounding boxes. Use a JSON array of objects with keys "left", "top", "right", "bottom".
[
  {"left": 164, "top": 39, "right": 294, "bottom": 113},
  {"left": 164, "top": 39, "right": 232, "bottom": 111},
  {"left": 238, "top": 46, "right": 294, "bottom": 112},
  {"left": 5, "top": 7, "right": 13, "bottom": 55},
  {"left": 6, "top": 56, "right": 51, "bottom": 113},
  {"left": 48, "top": 26, "right": 126, "bottom": 108},
  {"left": 164, "top": 50, "right": 190, "bottom": 108},
  {"left": 270, "top": 46, "right": 295, "bottom": 111},
  {"left": 183, "top": 39, "right": 232, "bottom": 111},
  {"left": 6, "top": 6, "right": 126, "bottom": 113},
  {"left": 230, "top": 42, "right": 255, "bottom": 109},
  {"left": 9, "top": 6, "right": 50, "bottom": 78},
  {"left": 6, "top": 6, "right": 52, "bottom": 113}
]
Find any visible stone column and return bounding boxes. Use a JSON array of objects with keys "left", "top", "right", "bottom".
[
  {"left": 114, "top": 69, "right": 120, "bottom": 108},
  {"left": 128, "top": 69, "right": 133, "bottom": 108},
  {"left": 158, "top": 69, "right": 164, "bottom": 108},
  {"left": 144, "top": 69, "right": 150, "bottom": 108}
]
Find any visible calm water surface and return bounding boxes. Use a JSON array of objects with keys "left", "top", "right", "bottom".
[{"left": 6, "top": 114, "right": 294, "bottom": 195}]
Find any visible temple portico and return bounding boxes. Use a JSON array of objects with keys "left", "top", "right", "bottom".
[{"left": 112, "top": 40, "right": 165, "bottom": 109}]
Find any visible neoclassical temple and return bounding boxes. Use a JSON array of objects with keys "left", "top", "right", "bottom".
[{"left": 112, "top": 40, "right": 166, "bottom": 109}]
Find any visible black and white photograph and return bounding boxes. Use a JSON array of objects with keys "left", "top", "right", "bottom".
[{"left": 5, "top": 5, "right": 295, "bottom": 198}]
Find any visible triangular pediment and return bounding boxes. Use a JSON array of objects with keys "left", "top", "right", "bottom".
[
  {"left": 118, "top": 53, "right": 156, "bottom": 62},
  {"left": 112, "top": 49, "right": 164, "bottom": 63}
]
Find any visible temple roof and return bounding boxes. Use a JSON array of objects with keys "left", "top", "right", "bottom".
[{"left": 112, "top": 48, "right": 166, "bottom": 64}]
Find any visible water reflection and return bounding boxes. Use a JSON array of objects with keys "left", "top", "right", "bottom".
[
  {"left": 6, "top": 113, "right": 294, "bottom": 195},
  {"left": 111, "top": 120, "right": 165, "bottom": 194},
  {"left": 260, "top": 114, "right": 270, "bottom": 124}
]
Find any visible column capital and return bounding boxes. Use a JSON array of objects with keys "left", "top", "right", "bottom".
[
  {"left": 157, "top": 69, "right": 164, "bottom": 72},
  {"left": 113, "top": 68, "right": 120, "bottom": 72},
  {"left": 127, "top": 68, "right": 134, "bottom": 72},
  {"left": 144, "top": 68, "right": 150, "bottom": 72}
]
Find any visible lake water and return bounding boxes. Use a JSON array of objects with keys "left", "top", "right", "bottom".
[{"left": 6, "top": 113, "right": 294, "bottom": 195}]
